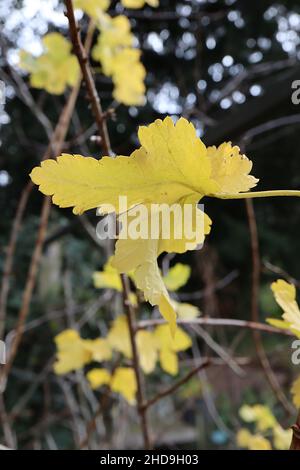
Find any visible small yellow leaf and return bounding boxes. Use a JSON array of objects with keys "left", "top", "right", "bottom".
[
  {"left": 247, "top": 435, "right": 272, "bottom": 450},
  {"left": 163, "top": 263, "right": 191, "bottom": 291},
  {"left": 112, "top": 49, "right": 146, "bottom": 105},
  {"left": 84, "top": 338, "right": 112, "bottom": 362},
  {"left": 111, "top": 367, "right": 137, "bottom": 404},
  {"left": 86, "top": 368, "right": 111, "bottom": 390},
  {"left": 154, "top": 324, "right": 192, "bottom": 352},
  {"left": 107, "top": 315, "right": 132, "bottom": 358},
  {"left": 159, "top": 348, "right": 178, "bottom": 376},
  {"left": 93, "top": 257, "right": 123, "bottom": 291},
  {"left": 136, "top": 330, "right": 158, "bottom": 374},
  {"left": 92, "top": 15, "right": 134, "bottom": 76},
  {"left": 236, "top": 428, "right": 252, "bottom": 448},
  {"left": 172, "top": 300, "right": 200, "bottom": 320},
  {"left": 53, "top": 329, "right": 91, "bottom": 374},
  {"left": 239, "top": 404, "right": 276, "bottom": 431},
  {"left": 19, "top": 33, "right": 79, "bottom": 95},
  {"left": 273, "top": 425, "right": 292, "bottom": 450}
]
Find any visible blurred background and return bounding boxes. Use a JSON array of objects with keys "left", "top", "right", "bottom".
[{"left": 0, "top": 0, "right": 300, "bottom": 450}]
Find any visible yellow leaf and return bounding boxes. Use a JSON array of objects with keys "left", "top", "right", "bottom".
[
  {"left": 19, "top": 33, "right": 79, "bottom": 95},
  {"left": 291, "top": 375, "right": 300, "bottom": 408},
  {"left": 107, "top": 315, "right": 132, "bottom": 358},
  {"left": 84, "top": 338, "right": 112, "bottom": 362},
  {"left": 268, "top": 279, "right": 300, "bottom": 337},
  {"left": 159, "top": 348, "right": 178, "bottom": 375},
  {"left": 92, "top": 15, "right": 134, "bottom": 76},
  {"left": 163, "top": 263, "right": 191, "bottom": 291},
  {"left": 247, "top": 435, "right": 272, "bottom": 450},
  {"left": 173, "top": 300, "right": 200, "bottom": 320},
  {"left": 236, "top": 428, "right": 272, "bottom": 450},
  {"left": 30, "top": 116, "right": 261, "bottom": 329},
  {"left": 86, "top": 368, "right": 111, "bottom": 389},
  {"left": 112, "top": 49, "right": 146, "bottom": 105},
  {"left": 155, "top": 324, "right": 192, "bottom": 352},
  {"left": 73, "top": 0, "right": 109, "bottom": 18},
  {"left": 239, "top": 404, "right": 276, "bottom": 431},
  {"left": 53, "top": 329, "right": 91, "bottom": 374},
  {"left": 236, "top": 428, "right": 252, "bottom": 448},
  {"left": 122, "top": 0, "right": 159, "bottom": 8},
  {"left": 136, "top": 330, "right": 158, "bottom": 374},
  {"left": 154, "top": 324, "right": 192, "bottom": 375},
  {"left": 273, "top": 425, "right": 292, "bottom": 450},
  {"left": 111, "top": 367, "right": 137, "bottom": 404},
  {"left": 93, "top": 257, "right": 123, "bottom": 291}
]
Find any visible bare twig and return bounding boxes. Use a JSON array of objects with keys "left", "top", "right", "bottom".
[
  {"left": 245, "top": 199, "right": 294, "bottom": 414},
  {"left": 0, "top": 181, "right": 32, "bottom": 339},
  {"left": 0, "top": 21, "right": 96, "bottom": 389},
  {"left": 64, "top": 0, "right": 111, "bottom": 156},
  {"left": 141, "top": 360, "right": 210, "bottom": 410},
  {"left": 121, "top": 275, "right": 151, "bottom": 449},
  {"left": 138, "top": 317, "right": 294, "bottom": 336}
]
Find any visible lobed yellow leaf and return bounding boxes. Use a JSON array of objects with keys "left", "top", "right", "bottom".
[
  {"left": 53, "top": 329, "right": 91, "bottom": 374},
  {"left": 31, "top": 116, "right": 260, "bottom": 330}
]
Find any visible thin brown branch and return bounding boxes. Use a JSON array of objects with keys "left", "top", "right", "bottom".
[
  {"left": 245, "top": 199, "right": 294, "bottom": 415},
  {"left": 1, "top": 196, "right": 51, "bottom": 386},
  {"left": 0, "top": 22, "right": 96, "bottom": 378},
  {"left": 121, "top": 275, "right": 151, "bottom": 449},
  {"left": 0, "top": 181, "right": 32, "bottom": 339},
  {"left": 64, "top": 0, "right": 151, "bottom": 449},
  {"left": 142, "top": 360, "right": 210, "bottom": 411},
  {"left": 138, "top": 317, "right": 294, "bottom": 336},
  {"left": 64, "top": 0, "right": 111, "bottom": 156}
]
